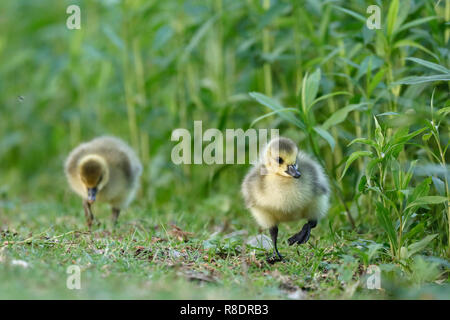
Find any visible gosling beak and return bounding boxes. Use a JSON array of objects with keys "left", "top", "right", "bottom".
[
  {"left": 87, "top": 187, "right": 97, "bottom": 203},
  {"left": 286, "top": 164, "right": 301, "bottom": 178}
]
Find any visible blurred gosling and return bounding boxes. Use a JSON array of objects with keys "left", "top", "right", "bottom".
[
  {"left": 65, "top": 136, "right": 142, "bottom": 229},
  {"left": 241, "top": 137, "right": 330, "bottom": 263}
]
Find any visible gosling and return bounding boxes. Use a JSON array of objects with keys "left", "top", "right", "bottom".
[
  {"left": 64, "top": 136, "right": 142, "bottom": 229},
  {"left": 241, "top": 137, "right": 330, "bottom": 263}
]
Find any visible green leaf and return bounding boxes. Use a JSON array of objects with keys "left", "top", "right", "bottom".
[
  {"left": 437, "top": 107, "right": 450, "bottom": 116},
  {"left": 375, "top": 202, "right": 397, "bottom": 251},
  {"left": 322, "top": 103, "right": 366, "bottom": 130},
  {"left": 375, "top": 30, "right": 387, "bottom": 56},
  {"left": 377, "top": 112, "right": 399, "bottom": 116},
  {"left": 374, "top": 116, "right": 384, "bottom": 147},
  {"left": 394, "top": 40, "right": 439, "bottom": 61},
  {"left": 396, "top": 16, "right": 437, "bottom": 34},
  {"left": 340, "top": 151, "right": 372, "bottom": 180},
  {"left": 403, "top": 160, "right": 418, "bottom": 190},
  {"left": 358, "top": 175, "right": 367, "bottom": 193},
  {"left": 250, "top": 108, "right": 299, "bottom": 127},
  {"left": 182, "top": 15, "right": 218, "bottom": 62},
  {"left": 333, "top": 6, "right": 366, "bottom": 23},
  {"left": 302, "top": 68, "right": 321, "bottom": 111},
  {"left": 257, "top": 2, "right": 291, "bottom": 30},
  {"left": 368, "top": 68, "right": 386, "bottom": 97},
  {"left": 348, "top": 138, "right": 378, "bottom": 150},
  {"left": 422, "top": 132, "right": 432, "bottom": 141},
  {"left": 387, "top": 0, "right": 399, "bottom": 39},
  {"left": 249, "top": 92, "right": 306, "bottom": 129},
  {"left": 392, "top": 74, "right": 450, "bottom": 85},
  {"left": 310, "top": 91, "right": 350, "bottom": 108},
  {"left": 406, "top": 196, "right": 448, "bottom": 210},
  {"left": 406, "top": 234, "right": 437, "bottom": 259},
  {"left": 314, "top": 126, "right": 335, "bottom": 151},
  {"left": 390, "top": 127, "right": 427, "bottom": 151},
  {"left": 406, "top": 57, "right": 450, "bottom": 74},
  {"left": 404, "top": 222, "right": 425, "bottom": 242},
  {"left": 409, "top": 177, "right": 432, "bottom": 203},
  {"left": 366, "top": 158, "right": 382, "bottom": 178}
]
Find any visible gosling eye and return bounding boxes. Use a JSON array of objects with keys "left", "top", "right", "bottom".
[
  {"left": 98, "top": 175, "right": 103, "bottom": 184},
  {"left": 276, "top": 157, "right": 284, "bottom": 164}
]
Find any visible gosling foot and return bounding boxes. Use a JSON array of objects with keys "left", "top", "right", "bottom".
[
  {"left": 288, "top": 220, "right": 317, "bottom": 246},
  {"left": 266, "top": 252, "right": 283, "bottom": 264},
  {"left": 111, "top": 207, "right": 120, "bottom": 227}
]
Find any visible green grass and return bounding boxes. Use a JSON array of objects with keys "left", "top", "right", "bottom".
[
  {"left": 1, "top": 0, "right": 449, "bottom": 299},
  {"left": 1, "top": 198, "right": 447, "bottom": 300}
]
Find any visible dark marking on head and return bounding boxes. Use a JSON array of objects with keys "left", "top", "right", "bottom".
[
  {"left": 279, "top": 138, "right": 295, "bottom": 153},
  {"left": 272, "top": 137, "right": 296, "bottom": 154},
  {"left": 80, "top": 160, "right": 103, "bottom": 187}
]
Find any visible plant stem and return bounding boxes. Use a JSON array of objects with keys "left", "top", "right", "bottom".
[{"left": 262, "top": 0, "right": 272, "bottom": 97}]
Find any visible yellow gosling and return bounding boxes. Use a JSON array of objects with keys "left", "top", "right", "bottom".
[
  {"left": 242, "top": 137, "right": 330, "bottom": 262},
  {"left": 64, "top": 136, "right": 142, "bottom": 229}
]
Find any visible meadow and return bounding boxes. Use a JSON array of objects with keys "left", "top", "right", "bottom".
[{"left": 0, "top": 0, "right": 449, "bottom": 299}]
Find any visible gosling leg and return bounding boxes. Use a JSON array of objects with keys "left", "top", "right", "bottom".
[
  {"left": 111, "top": 207, "right": 120, "bottom": 226},
  {"left": 267, "top": 225, "right": 283, "bottom": 263},
  {"left": 288, "top": 220, "right": 317, "bottom": 246},
  {"left": 83, "top": 200, "right": 94, "bottom": 230}
]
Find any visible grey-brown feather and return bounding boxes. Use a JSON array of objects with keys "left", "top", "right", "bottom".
[
  {"left": 277, "top": 138, "right": 296, "bottom": 154},
  {"left": 297, "top": 157, "right": 329, "bottom": 196},
  {"left": 65, "top": 136, "right": 142, "bottom": 187},
  {"left": 65, "top": 136, "right": 142, "bottom": 209}
]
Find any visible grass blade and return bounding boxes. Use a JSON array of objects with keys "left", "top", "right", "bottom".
[
  {"left": 249, "top": 92, "right": 306, "bottom": 129},
  {"left": 392, "top": 74, "right": 450, "bottom": 85},
  {"left": 406, "top": 57, "right": 450, "bottom": 74},
  {"left": 250, "top": 108, "right": 299, "bottom": 127},
  {"left": 340, "top": 151, "right": 373, "bottom": 180},
  {"left": 387, "top": 0, "right": 399, "bottom": 39},
  {"left": 302, "top": 69, "right": 321, "bottom": 111},
  {"left": 396, "top": 16, "right": 437, "bottom": 34},
  {"left": 314, "top": 126, "right": 335, "bottom": 151},
  {"left": 333, "top": 6, "right": 366, "bottom": 23},
  {"left": 406, "top": 196, "right": 449, "bottom": 210},
  {"left": 322, "top": 103, "right": 367, "bottom": 130}
]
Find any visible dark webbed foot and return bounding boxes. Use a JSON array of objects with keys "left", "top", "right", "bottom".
[
  {"left": 83, "top": 200, "right": 95, "bottom": 231},
  {"left": 267, "top": 226, "right": 283, "bottom": 264},
  {"left": 266, "top": 252, "right": 283, "bottom": 264},
  {"left": 111, "top": 207, "right": 120, "bottom": 226},
  {"left": 288, "top": 220, "right": 317, "bottom": 246}
]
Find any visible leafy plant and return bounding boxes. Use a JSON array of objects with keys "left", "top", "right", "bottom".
[{"left": 343, "top": 103, "right": 448, "bottom": 260}]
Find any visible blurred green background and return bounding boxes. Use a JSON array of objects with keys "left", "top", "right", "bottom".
[{"left": 0, "top": 0, "right": 449, "bottom": 299}]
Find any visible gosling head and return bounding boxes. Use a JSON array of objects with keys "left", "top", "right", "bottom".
[
  {"left": 263, "top": 137, "right": 301, "bottom": 179},
  {"left": 78, "top": 155, "right": 109, "bottom": 203}
]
